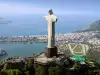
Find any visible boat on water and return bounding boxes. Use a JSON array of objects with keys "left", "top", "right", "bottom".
[{"left": 0, "top": 49, "right": 8, "bottom": 56}]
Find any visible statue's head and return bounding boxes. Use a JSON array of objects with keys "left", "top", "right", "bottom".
[
  {"left": 48, "top": 9, "right": 53, "bottom": 15},
  {"left": 44, "top": 9, "right": 58, "bottom": 23}
]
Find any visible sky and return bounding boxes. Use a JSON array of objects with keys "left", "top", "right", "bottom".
[
  {"left": 0, "top": 0, "right": 100, "bottom": 15},
  {"left": 0, "top": 0, "right": 100, "bottom": 35}
]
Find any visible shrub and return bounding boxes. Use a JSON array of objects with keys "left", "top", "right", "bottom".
[
  {"left": 25, "top": 71, "right": 29, "bottom": 75},
  {"left": 73, "top": 63, "right": 79, "bottom": 70},
  {"left": 28, "top": 58, "right": 34, "bottom": 75},
  {"left": 48, "top": 66, "right": 62, "bottom": 75},
  {"left": 1, "top": 69, "right": 21, "bottom": 75},
  {"left": 35, "top": 66, "right": 47, "bottom": 75}
]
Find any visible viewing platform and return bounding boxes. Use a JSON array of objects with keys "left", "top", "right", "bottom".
[{"left": 34, "top": 51, "right": 67, "bottom": 66}]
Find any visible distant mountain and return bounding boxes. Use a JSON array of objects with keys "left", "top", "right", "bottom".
[{"left": 74, "top": 20, "right": 100, "bottom": 32}]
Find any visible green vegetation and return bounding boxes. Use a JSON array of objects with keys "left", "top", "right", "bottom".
[
  {"left": 48, "top": 66, "right": 62, "bottom": 75},
  {"left": 0, "top": 69, "right": 21, "bottom": 75},
  {"left": 0, "top": 56, "right": 100, "bottom": 75},
  {"left": 70, "top": 44, "right": 76, "bottom": 49},
  {"left": 27, "top": 58, "right": 35, "bottom": 75},
  {"left": 25, "top": 71, "right": 29, "bottom": 75},
  {"left": 0, "top": 49, "right": 100, "bottom": 75},
  {"left": 73, "top": 45, "right": 82, "bottom": 52},
  {"left": 73, "top": 52, "right": 84, "bottom": 55},
  {"left": 3, "top": 62, "right": 25, "bottom": 70},
  {"left": 57, "top": 43, "right": 90, "bottom": 56},
  {"left": 73, "top": 63, "right": 79, "bottom": 70},
  {"left": 35, "top": 66, "right": 47, "bottom": 75}
]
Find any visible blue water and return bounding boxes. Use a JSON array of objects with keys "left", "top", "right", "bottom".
[{"left": 0, "top": 43, "right": 47, "bottom": 61}]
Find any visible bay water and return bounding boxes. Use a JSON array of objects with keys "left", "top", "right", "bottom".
[{"left": 0, "top": 43, "right": 47, "bottom": 61}]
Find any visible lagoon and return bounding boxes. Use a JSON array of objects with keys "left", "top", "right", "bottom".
[{"left": 0, "top": 43, "right": 47, "bottom": 61}]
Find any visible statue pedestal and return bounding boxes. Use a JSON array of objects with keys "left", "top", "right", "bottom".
[{"left": 45, "top": 46, "right": 57, "bottom": 58}]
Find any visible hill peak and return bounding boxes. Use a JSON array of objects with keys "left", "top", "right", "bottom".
[{"left": 74, "top": 20, "right": 100, "bottom": 32}]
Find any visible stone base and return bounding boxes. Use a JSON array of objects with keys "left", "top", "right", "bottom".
[{"left": 45, "top": 46, "right": 57, "bottom": 58}]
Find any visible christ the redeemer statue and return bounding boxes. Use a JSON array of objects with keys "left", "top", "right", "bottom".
[{"left": 44, "top": 9, "right": 58, "bottom": 57}]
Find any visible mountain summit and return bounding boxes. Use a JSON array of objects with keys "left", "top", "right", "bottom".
[
  {"left": 89, "top": 20, "right": 100, "bottom": 31},
  {"left": 74, "top": 20, "right": 100, "bottom": 32}
]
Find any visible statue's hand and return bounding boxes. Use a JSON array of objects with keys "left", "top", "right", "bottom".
[{"left": 44, "top": 16, "right": 48, "bottom": 20}]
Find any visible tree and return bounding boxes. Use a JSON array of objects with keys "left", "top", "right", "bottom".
[
  {"left": 48, "top": 66, "right": 62, "bottom": 75},
  {"left": 28, "top": 58, "right": 34, "bottom": 68},
  {"left": 88, "top": 69, "right": 93, "bottom": 75},
  {"left": 35, "top": 66, "right": 47, "bottom": 75},
  {"left": 28, "top": 58, "right": 35, "bottom": 75},
  {"left": 73, "top": 63, "right": 79, "bottom": 70},
  {"left": 25, "top": 71, "right": 29, "bottom": 75},
  {"left": 1, "top": 69, "right": 21, "bottom": 75},
  {"left": 3, "top": 63, "right": 8, "bottom": 69}
]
